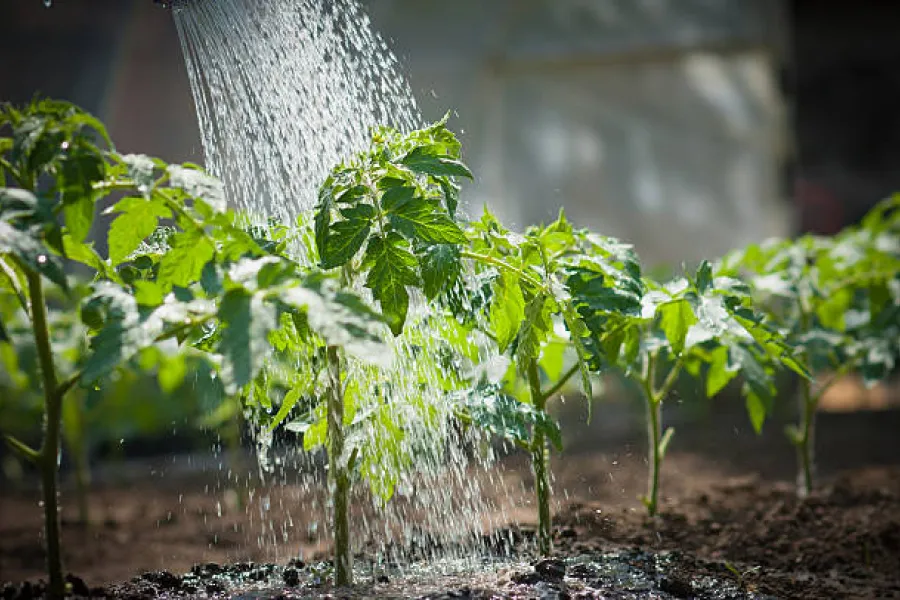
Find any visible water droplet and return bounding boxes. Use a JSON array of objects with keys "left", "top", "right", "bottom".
[{"left": 43, "top": 0, "right": 52, "bottom": 7}]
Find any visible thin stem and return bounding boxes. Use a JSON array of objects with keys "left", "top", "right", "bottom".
[
  {"left": 539, "top": 362, "right": 581, "bottom": 402},
  {"left": 644, "top": 394, "right": 663, "bottom": 517},
  {"left": 27, "top": 271, "right": 65, "bottom": 599},
  {"left": 459, "top": 250, "right": 546, "bottom": 291},
  {"left": 326, "top": 345, "right": 352, "bottom": 586},
  {"left": 527, "top": 359, "right": 552, "bottom": 556},
  {"left": 796, "top": 375, "right": 815, "bottom": 498},
  {"left": 635, "top": 352, "right": 663, "bottom": 517},
  {"left": 654, "top": 356, "right": 684, "bottom": 402}
]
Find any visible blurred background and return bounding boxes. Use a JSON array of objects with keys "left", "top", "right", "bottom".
[
  {"left": 1, "top": 0, "right": 899, "bottom": 585},
  {"left": 4, "top": 0, "right": 899, "bottom": 266}
]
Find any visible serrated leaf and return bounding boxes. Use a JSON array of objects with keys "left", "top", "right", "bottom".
[
  {"left": 695, "top": 260, "right": 713, "bottom": 294},
  {"left": 0, "top": 220, "right": 68, "bottom": 289},
  {"left": 218, "top": 289, "right": 277, "bottom": 391},
  {"left": 400, "top": 146, "right": 473, "bottom": 179},
  {"left": 108, "top": 197, "right": 171, "bottom": 265},
  {"left": 61, "top": 234, "right": 106, "bottom": 275},
  {"left": 658, "top": 299, "right": 697, "bottom": 355},
  {"left": 321, "top": 218, "right": 370, "bottom": 269},
  {"left": 363, "top": 233, "right": 418, "bottom": 335},
  {"left": 490, "top": 270, "right": 525, "bottom": 352},
  {"left": 419, "top": 243, "right": 461, "bottom": 299},
  {"left": 157, "top": 231, "right": 215, "bottom": 290},
  {"left": 388, "top": 196, "right": 467, "bottom": 244},
  {"left": 380, "top": 185, "right": 415, "bottom": 212},
  {"left": 80, "top": 284, "right": 155, "bottom": 384},
  {"left": 267, "top": 383, "right": 306, "bottom": 432},
  {"left": 62, "top": 194, "right": 94, "bottom": 243}
]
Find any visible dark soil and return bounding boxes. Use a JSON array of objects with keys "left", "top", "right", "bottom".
[{"left": 2, "top": 396, "right": 900, "bottom": 598}]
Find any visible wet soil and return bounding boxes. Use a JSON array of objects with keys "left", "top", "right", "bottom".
[{"left": 2, "top": 398, "right": 900, "bottom": 598}]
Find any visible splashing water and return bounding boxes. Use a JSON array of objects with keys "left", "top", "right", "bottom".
[
  {"left": 173, "top": 0, "right": 520, "bottom": 569},
  {"left": 174, "top": 0, "right": 419, "bottom": 228}
]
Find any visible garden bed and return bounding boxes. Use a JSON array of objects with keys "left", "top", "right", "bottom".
[{"left": 3, "top": 405, "right": 899, "bottom": 599}]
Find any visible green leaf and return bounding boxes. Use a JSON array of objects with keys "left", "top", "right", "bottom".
[
  {"left": 314, "top": 183, "right": 334, "bottom": 259},
  {"left": 0, "top": 220, "right": 68, "bottom": 289},
  {"left": 62, "top": 194, "right": 94, "bottom": 243},
  {"left": 267, "top": 383, "right": 306, "bottom": 432},
  {"left": 379, "top": 185, "right": 415, "bottom": 212},
  {"left": 80, "top": 284, "right": 152, "bottom": 384},
  {"left": 158, "top": 231, "right": 215, "bottom": 290},
  {"left": 695, "top": 260, "right": 713, "bottom": 294},
  {"left": 400, "top": 146, "right": 473, "bottom": 179},
  {"left": 387, "top": 196, "right": 467, "bottom": 244},
  {"left": 218, "top": 289, "right": 277, "bottom": 391},
  {"left": 658, "top": 299, "right": 697, "bottom": 356},
  {"left": 108, "top": 197, "right": 172, "bottom": 265},
  {"left": 745, "top": 388, "right": 768, "bottom": 434},
  {"left": 320, "top": 218, "right": 370, "bottom": 269},
  {"left": 539, "top": 339, "right": 566, "bottom": 382},
  {"left": 363, "top": 233, "right": 419, "bottom": 335},
  {"left": 489, "top": 270, "right": 525, "bottom": 353},
  {"left": 419, "top": 243, "right": 461, "bottom": 300},
  {"left": 61, "top": 234, "right": 106, "bottom": 275},
  {"left": 133, "top": 280, "right": 165, "bottom": 306},
  {"left": 158, "top": 355, "right": 187, "bottom": 393},
  {"left": 562, "top": 303, "right": 594, "bottom": 401},
  {"left": 705, "top": 345, "right": 737, "bottom": 398},
  {"left": 459, "top": 389, "right": 560, "bottom": 450}
]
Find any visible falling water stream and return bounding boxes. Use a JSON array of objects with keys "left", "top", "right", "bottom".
[{"left": 171, "top": 0, "right": 527, "bottom": 585}]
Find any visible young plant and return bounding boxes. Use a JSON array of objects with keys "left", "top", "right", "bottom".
[
  {"left": 0, "top": 99, "right": 385, "bottom": 597},
  {"left": 307, "top": 114, "right": 473, "bottom": 585},
  {"left": 716, "top": 196, "right": 900, "bottom": 497},
  {"left": 569, "top": 243, "right": 808, "bottom": 516},
  {"left": 455, "top": 208, "right": 593, "bottom": 555}
]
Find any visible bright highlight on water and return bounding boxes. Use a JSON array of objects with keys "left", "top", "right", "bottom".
[{"left": 173, "top": 0, "right": 518, "bottom": 571}]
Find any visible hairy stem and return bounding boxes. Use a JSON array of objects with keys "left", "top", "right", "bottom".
[
  {"left": 527, "top": 359, "right": 552, "bottom": 555},
  {"left": 326, "top": 345, "right": 352, "bottom": 585},
  {"left": 28, "top": 271, "right": 65, "bottom": 599}
]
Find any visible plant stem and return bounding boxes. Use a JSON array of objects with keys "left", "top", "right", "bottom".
[
  {"left": 796, "top": 375, "right": 816, "bottom": 498},
  {"left": 527, "top": 359, "right": 552, "bottom": 555},
  {"left": 325, "top": 345, "right": 352, "bottom": 586},
  {"left": 27, "top": 271, "right": 65, "bottom": 599},
  {"left": 636, "top": 352, "right": 662, "bottom": 517},
  {"left": 644, "top": 394, "right": 662, "bottom": 517},
  {"left": 459, "top": 250, "right": 546, "bottom": 291},
  {"left": 540, "top": 362, "right": 581, "bottom": 401}
]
